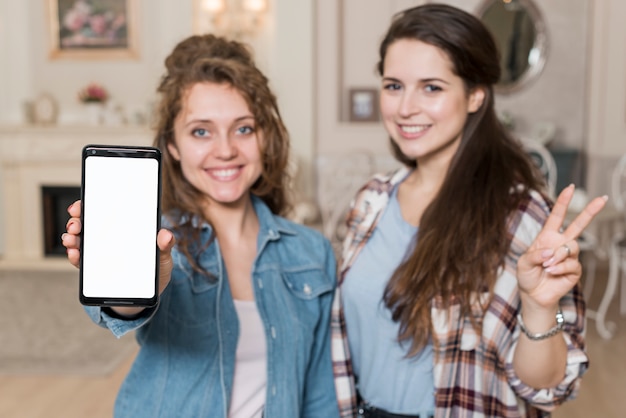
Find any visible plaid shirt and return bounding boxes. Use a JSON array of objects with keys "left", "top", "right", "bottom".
[{"left": 331, "top": 167, "right": 587, "bottom": 418}]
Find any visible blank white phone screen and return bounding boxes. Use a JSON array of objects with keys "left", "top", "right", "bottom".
[{"left": 82, "top": 156, "right": 159, "bottom": 299}]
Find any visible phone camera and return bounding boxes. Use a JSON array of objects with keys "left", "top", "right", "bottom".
[{"left": 91, "top": 150, "right": 96, "bottom": 155}]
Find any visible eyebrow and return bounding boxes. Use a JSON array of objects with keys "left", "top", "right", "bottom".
[
  {"left": 382, "top": 76, "right": 451, "bottom": 85},
  {"left": 421, "top": 77, "right": 450, "bottom": 85},
  {"left": 184, "top": 115, "right": 255, "bottom": 127}
]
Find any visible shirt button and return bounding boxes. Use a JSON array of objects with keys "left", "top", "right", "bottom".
[
  {"left": 272, "top": 385, "right": 277, "bottom": 396},
  {"left": 257, "top": 279, "right": 263, "bottom": 289},
  {"left": 271, "top": 326, "right": 277, "bottom": 339},
  {"left": 303, "top": 284, "right": 311, "bottom": 295}
]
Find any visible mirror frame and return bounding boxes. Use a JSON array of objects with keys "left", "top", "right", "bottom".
[{"left": 476, "top": 0, "right": 549, "bottom": 95}]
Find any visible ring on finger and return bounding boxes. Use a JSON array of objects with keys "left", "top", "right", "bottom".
[{"left": 561, "top": 243, "right": 571, "bottom": 257}]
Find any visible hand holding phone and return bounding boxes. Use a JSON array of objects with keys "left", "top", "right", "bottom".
[
  {"left": 64, "top": 200, "right": 176, "bottom": 316},
  {"left": 79, "top": 145, "right": 162, "bottom": 307}
]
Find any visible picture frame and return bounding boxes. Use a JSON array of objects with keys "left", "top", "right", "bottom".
[
  {"left": 32, "top": 93, "right": 59, "bottom": 125},
  {"left": 348, "top": 88, "right": 379, "bottom": 122},
  {"left": 47, "top": 0, "right": 139, "bottom": 60}
]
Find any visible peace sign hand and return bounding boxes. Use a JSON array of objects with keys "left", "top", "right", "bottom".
[{"left": 516, "top": 185, "right": 608, "bottom": 310}]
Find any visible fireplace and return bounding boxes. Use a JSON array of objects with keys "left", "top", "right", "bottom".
[
  {"left": 41, "top": 186, "right": 81, "bottom": 256},
  {"left": 0, "top": 124, "right": 152, "bottom": 270}
]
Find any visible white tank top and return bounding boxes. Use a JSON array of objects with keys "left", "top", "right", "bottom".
[{"left": 228, "top": 299, "right": 267, "bottom": 418}]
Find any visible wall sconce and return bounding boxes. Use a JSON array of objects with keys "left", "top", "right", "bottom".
[{"left": 197, "top": 0, "right": 268, "bottom": 39}]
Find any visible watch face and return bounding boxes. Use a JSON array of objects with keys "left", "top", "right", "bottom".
[{"left": 33, "top": 93, "right": 58, "bottom": 124}]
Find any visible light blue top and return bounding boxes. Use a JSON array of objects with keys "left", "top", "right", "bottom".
[
  {"left": 342, "top": 183, "right": 435, "bottom": 415},
  {"left": 84, "top": 195, "right": 340, "bottom": 418}
]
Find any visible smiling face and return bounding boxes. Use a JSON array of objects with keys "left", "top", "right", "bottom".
[
  {"left": 168, "top": 82, "right": 263, "bottom": 211},
  {"left": 380, "top": 39, "right": 485, "bottom": 167}
]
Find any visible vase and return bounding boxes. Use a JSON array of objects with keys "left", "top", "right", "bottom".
[{"left": 84, "top": 102, "right": 104, "bottom": 125}]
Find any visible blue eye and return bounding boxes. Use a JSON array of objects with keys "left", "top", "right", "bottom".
[
  {"left": 237, "top": 125, "right": 255, "bottom": 135},
  {"left": 192, "top": 128, "right": 209, "bottom": 137}
]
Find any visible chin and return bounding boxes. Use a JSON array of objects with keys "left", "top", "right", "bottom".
[{"left": 209, "top": 193, "right": 249, "bottom": 206}]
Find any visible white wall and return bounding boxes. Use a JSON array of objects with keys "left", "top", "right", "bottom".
[
  {"left": 489, "top": 0, "right": 590, "bottom": 151},
  {"left": 0, "top": 1, "right": 35, "bottom": 122},
  {"left": 1, "top": 0, "right": 625, "bottom": 205},
  {"left": 267, "top": 0, "right": 315, "bottom": 197},
  {"left": 314, "top": 0, "right": 626, "bottom": 200},
  {"left": 0, "top": 0, "right": 316, "bottom": 193},
  {"left": 0, "top": 0, "right": 185, "bottom": 124},
  {"left": 0, "top": 0, "right": 315, "bottom": 257},
  {"left": 585, "top": 0, "right": 626, "bottom": 197},
  {"left": 316, "top": 0, "right": 590, "bottom": 153}
]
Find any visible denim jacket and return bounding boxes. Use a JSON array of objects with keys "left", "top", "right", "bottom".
[{"left": 85, "top": 195, "right": 340, "bottom": 418}]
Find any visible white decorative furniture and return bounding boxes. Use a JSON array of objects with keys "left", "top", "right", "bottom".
[
  {"left": 315, "top": 151, "right": 400, "bottom": 253},
  {"left": 596, "top": 153, "right": 626, "bottom": 339},
  {"left": 564, "top": 156, "right": 624, "bottom": 340},
  {"left": 560, "top": 154, "right": 625, "bottom": 340},
  {"left": 285, "top": 157, "right": 320, "bottom": 226},
  {"left": 316, "top": 151, "right": 374, "bottom": 252},
  {"left": 611, "top": 154, "right": 626, "bottom": 317},
  {"left": 521, "top": 138, "right": 557, "bottom": 198},
  {"left": 0, "top": 125, "right": 152, "bottom": 271},
  {"left": 572, "top": 205, "right": 623, "bottom": 340}
]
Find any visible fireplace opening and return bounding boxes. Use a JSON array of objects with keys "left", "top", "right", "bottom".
[{"left": 41, "top": 186, "right": 81, "bottom": 256}]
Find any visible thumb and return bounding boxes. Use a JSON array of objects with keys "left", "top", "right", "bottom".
[
  {"left": 157, "top": 228, "right": 176, "bottom": 253},
  {"left": 157, "top": 229, "right": 176, "bottom": 294}
]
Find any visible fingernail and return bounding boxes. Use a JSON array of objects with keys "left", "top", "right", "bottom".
[
  {"left": 67, "top": 203, "right": 73, "bottom": 212},
  {"left": 61, "top": 233, "right": 67, "bottom": 242},
  {"left": 66, "top": 220, "right": 74, "bottom": 230},
  {"left": 602, "top": 195, "right": 609, "bottom": 202},
  {"left": 543, "top": 257, "right": 555, "bottom": 267},
  {"left": 541, "top": 249, "right": 554, "bottom": 259},
  {"left": 545, "top": 266, "right": 555, "bottom": 273}
]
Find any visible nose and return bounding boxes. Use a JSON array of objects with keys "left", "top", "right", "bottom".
[
  {"left": 398, "top": 90, "right": 420, "bottom": 118},
  {"left": 214, "top": 135, "right": 237, "bottom": 160}
]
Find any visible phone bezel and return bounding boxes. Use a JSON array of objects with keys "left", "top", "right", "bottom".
[{"left": 79, "top": 144, "right": 162, "bottom": 307}]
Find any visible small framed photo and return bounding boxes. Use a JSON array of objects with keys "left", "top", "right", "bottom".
[
  {"left": 348, "top": 88, "right": 379, "bottom": 122},
  {"left": 32, "top": 93, "right": 59, "bottom": 125},
  {"left": 47, "top": 0, "right": 139, "bottom": 60}
]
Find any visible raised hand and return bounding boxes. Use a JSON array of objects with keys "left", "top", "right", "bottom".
[{"left": 516, "top": 185, "right": 608, "bottom": 310}]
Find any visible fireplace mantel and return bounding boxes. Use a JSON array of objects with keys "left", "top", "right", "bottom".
[{"left": 0, "top": 124, "right": 153, "bottom": 271}]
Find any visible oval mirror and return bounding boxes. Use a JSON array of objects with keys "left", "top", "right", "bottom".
[{"left": 477, "top": 0, "right": 548, "bottom": 94}]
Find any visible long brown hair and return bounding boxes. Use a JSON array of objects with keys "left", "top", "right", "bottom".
[
  {"left": 379, "top": 4, "right": 545, "bottom": 355},
  {"left": 153, "top": 34, "right": 291, "bottom": 273}
]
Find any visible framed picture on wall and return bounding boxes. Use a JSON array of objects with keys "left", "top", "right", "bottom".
[
  {"left": 348, "top": 88, "right": 379, "bottom": 122},
  {"left": 47, "top": 0, "right": 139, "bottom": 59}
]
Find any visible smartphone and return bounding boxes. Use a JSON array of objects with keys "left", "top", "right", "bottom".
[{"left": 79, "top": 145, "right": 161, "bottom": 307}]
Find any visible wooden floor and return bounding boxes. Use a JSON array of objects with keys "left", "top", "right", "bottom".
[
  {"left": 0, "top": 348, "right": 136, "bottom": 418},
  {"left": 0, "top": 267, "right": 623, "bottom": 418},
  {"left": 553, "top": 264, "right": 626, "bottom": 418}
]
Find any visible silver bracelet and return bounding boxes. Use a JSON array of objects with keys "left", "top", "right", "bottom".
[{"left": 517, "top": 309, "right": 564, "bottom": 341}]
